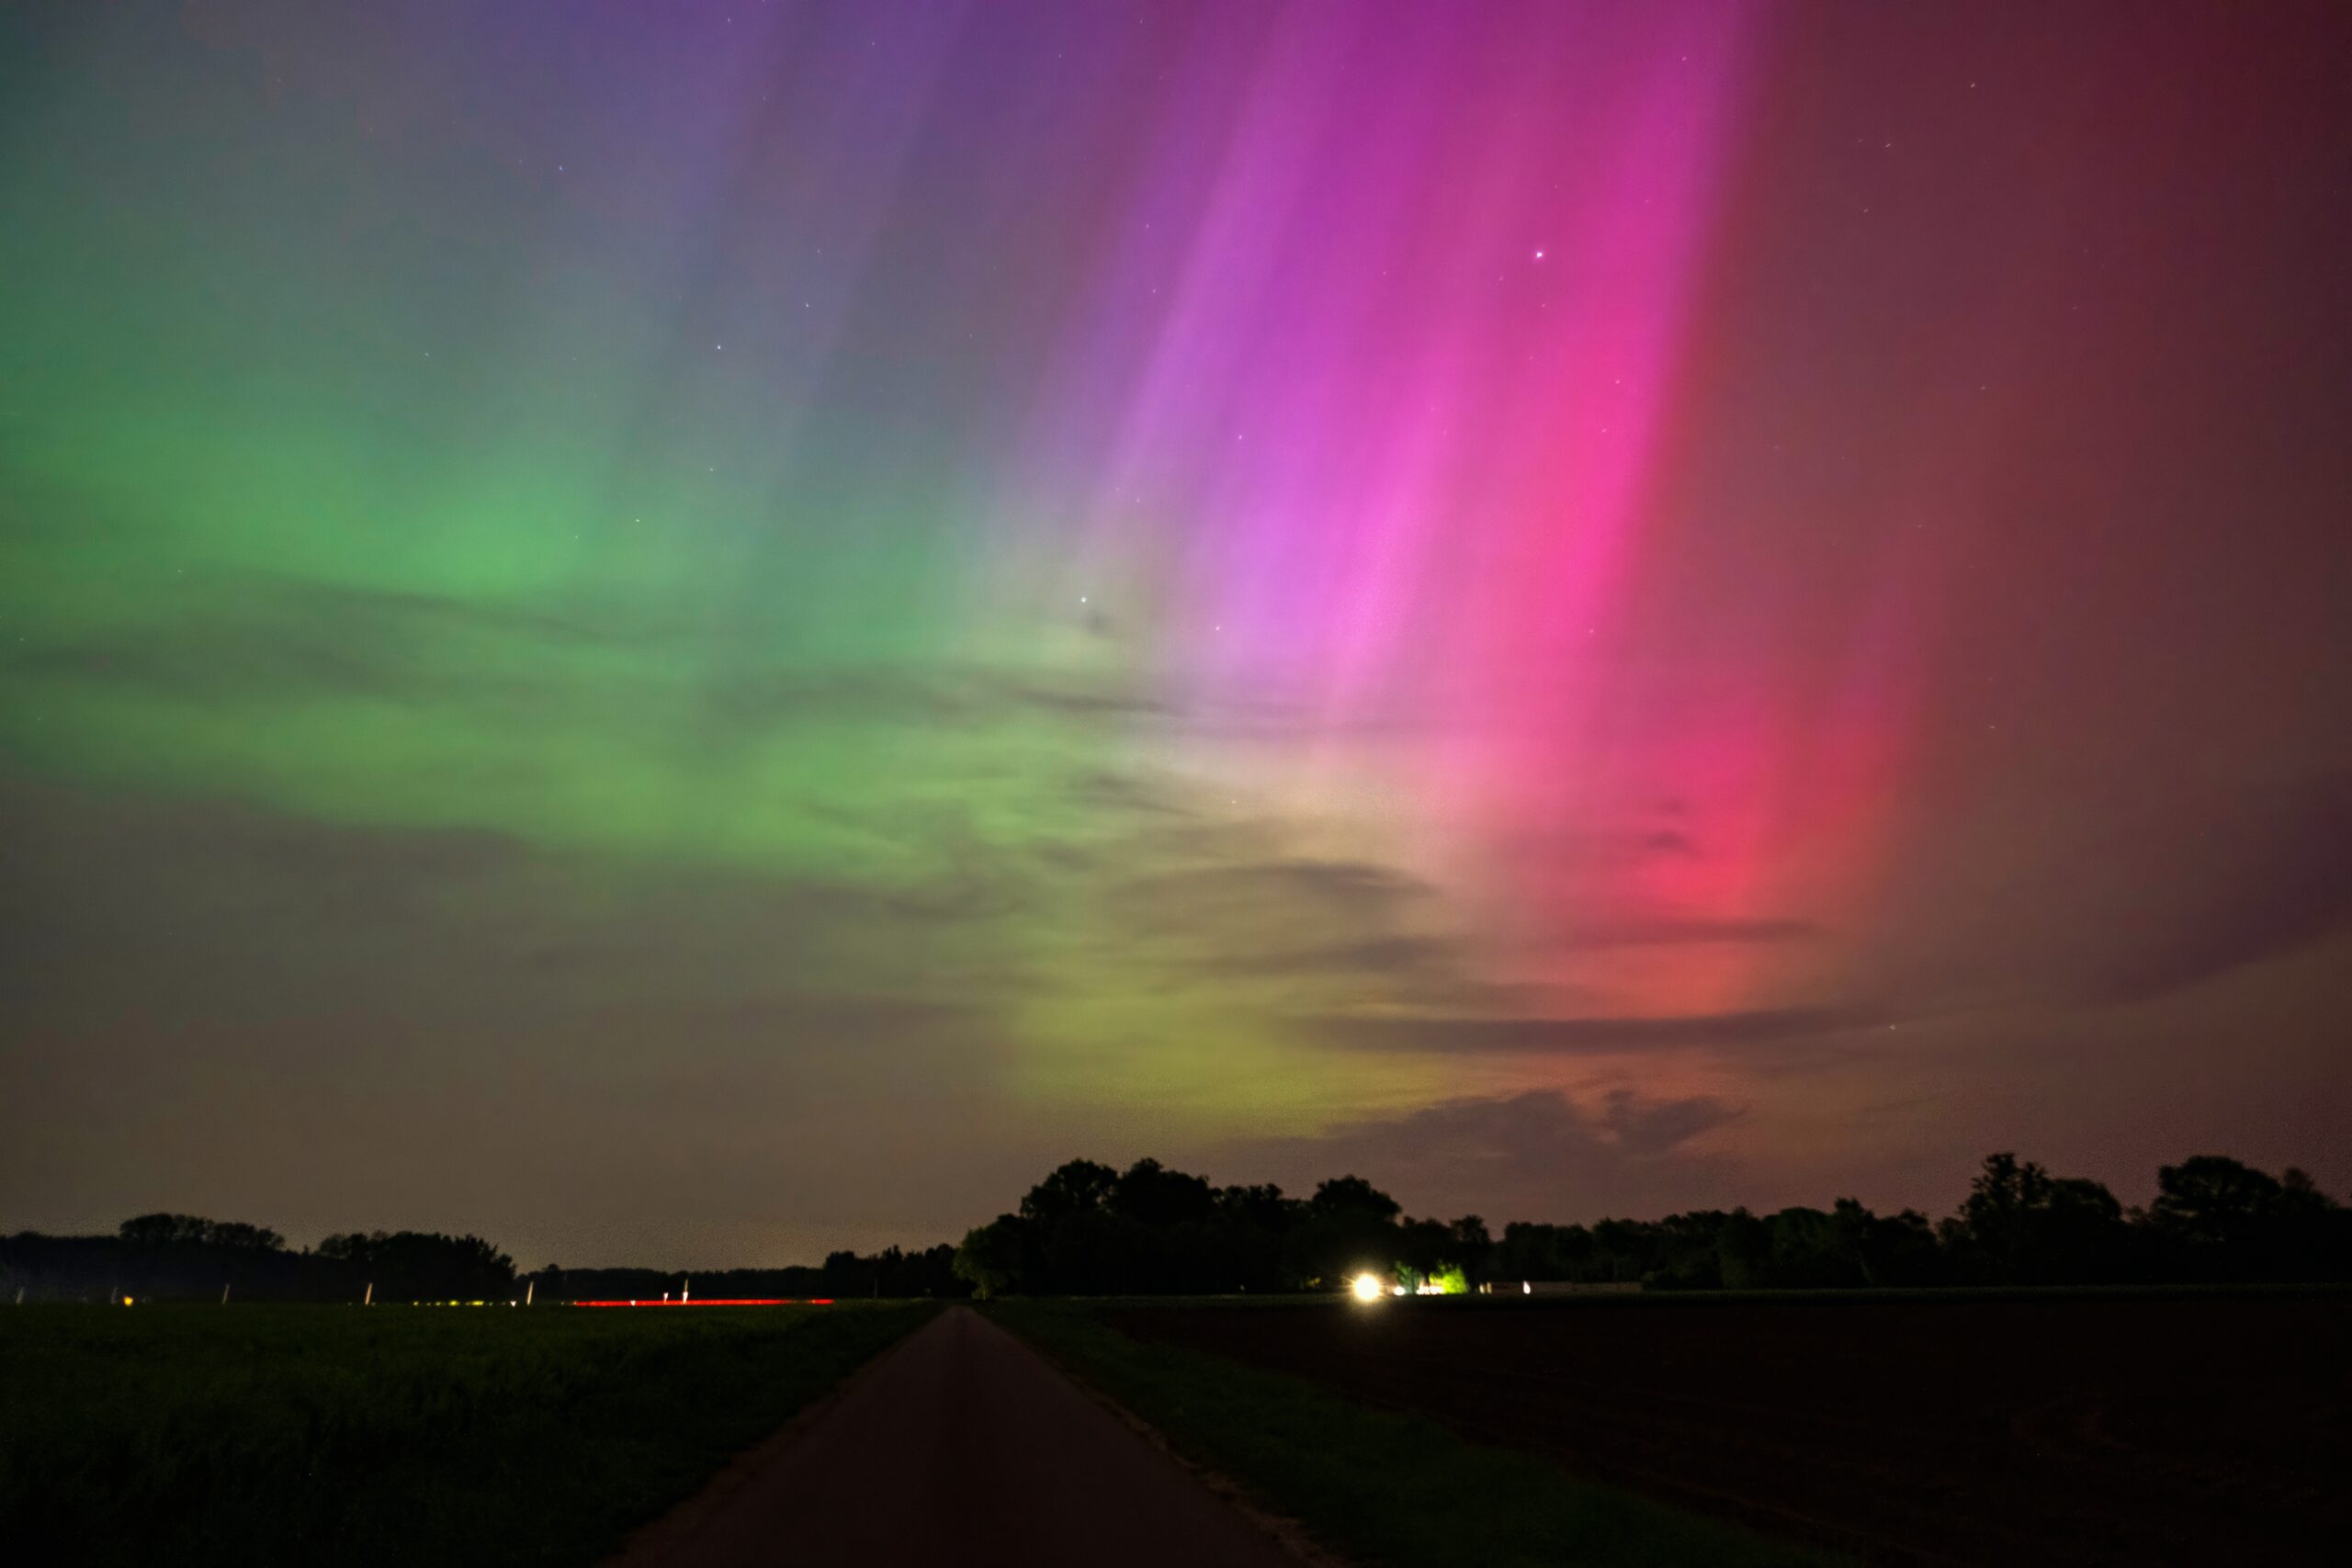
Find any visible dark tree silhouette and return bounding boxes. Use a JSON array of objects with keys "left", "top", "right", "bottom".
[
  {"left": 5, "top": 1147, "right": 2344, "bottom": 1303},
  {"left": 1019, "top": 1159, "right": 1120, "bottom": 1224},
  {"left": 317, "top": 1231, "right": 514, "bottom": 1300},
  {"left": 1110, "top": 1158, "right": 1216, "bottom": 1229},
  {"left": 1939, "top": 1153, "right": 2132, "bottom": 1284},
  {"left": 119, "top": 1213, "right": 286, "bottom": 1251}
]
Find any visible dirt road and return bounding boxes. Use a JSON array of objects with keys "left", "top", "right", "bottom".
[{"left": 609, "top": 1305, "right": 1300, "bottom": 1567}]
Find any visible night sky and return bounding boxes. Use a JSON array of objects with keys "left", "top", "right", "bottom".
[{"left": 5, "top": 1, "right": 2348, "bottom": 1268}]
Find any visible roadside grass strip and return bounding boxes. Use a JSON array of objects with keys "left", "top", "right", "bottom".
[{"left": 993, "top": 1301, "right": 1849, "bottom": 1568}]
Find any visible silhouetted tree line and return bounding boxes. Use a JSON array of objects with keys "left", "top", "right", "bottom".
[
  {"left": 535, "top": 1244, "right": 967, "bottom": 1303},
  {"left": 0, "top": 1214, "right": 515, "bottom": 1303},
  {"left": 9, "top": 1150, "right": 2343, "bottom": 1303},
  {"left": 0, "top": 1214, "right": 966, "bottom": 1304},
  {"left": 118, "top": 1213, "right": 288, "bottom": 1251},
  {"left": 951, "top": 1152, "right": 2352, "bottom": 1296},
  {"left": 952, "top": 1157, "right": 1465, "bottom": 1296},
  {"left": 317, "top": 1230, "right": 516, "bottom": 1300}
]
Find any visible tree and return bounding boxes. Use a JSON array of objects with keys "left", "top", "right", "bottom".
[
  {"left": 202, "top": 1221, "right": 287, "bottom": 1251},
  {"left": 118, "top": 1214, "right": 285, "bottom": 1250},
  {"left": 1019, "top": 1160, "right": 1119, "bottom": 1224},
  {"left": 1310, "top": 1176, "right": 1401, "bottom": 1221},
  {"left": 1110, "top": 1158, "right": 1216, "bottom": 1230},
  {"left": 1949, "top": 1153, "right": 2128, "bottom": 1283},
  {"left": 2149, "top": 1155, "right": 2283, "bottom": 1250},
  {"left": 1448, "top": 1215, "right": 1494, "bottom": 1283},
  {"left": 1216, "top": 1182, "right": 1298, "bottom": 1229},
  {"left": 1395, "top": 1216, "right": 1454, "bottom": 1282},
  {"left": 1715, "top": 1209, "right": 1770, "bottom": 1288},
  {"left": 317, "top": 1231, "right": 513, "bottom": 1300},
  {"left": 953, "top": 1216, "right": 1029, "bottom": 1298},
  {"left": 2146, "top": 1156, "right": 2350, "bottom": 1280},
  {"left": 1960, "top": 1152, "right": 2052, "bottom": 1272},
  {"left": 119, "top": 1214, "right": 207, "bottom": 1247},
  {"left": 1212, "top": 1183, "right": 1304, "bottom": 1292},
  {"left": 1290, "top": 1176, "right": 1404, "bottom": 1288}
]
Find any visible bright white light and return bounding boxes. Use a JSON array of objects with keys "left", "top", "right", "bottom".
[
  {"left": 1522, "top": 1281, "right": 1532, "bottom": 1295},
  {"left": 1390, "top": 1284, "right": 1407, "bottom": 1297},
  {"left": 1350, "top": 1273, "right": 1384, "bottom": 1303}
]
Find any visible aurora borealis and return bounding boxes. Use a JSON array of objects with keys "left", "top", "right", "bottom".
[{"left": 5, "top": 1, "right": 2348, "bottom": 1265}]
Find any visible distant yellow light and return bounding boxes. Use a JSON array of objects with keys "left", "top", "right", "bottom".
[{"left": 1350, "top": 1273, "right": 1384, "bottom": 1303}]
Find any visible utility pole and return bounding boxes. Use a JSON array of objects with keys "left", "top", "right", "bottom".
[{"left": 525, "top": 1279, "right": 534, "bottom": 1306}]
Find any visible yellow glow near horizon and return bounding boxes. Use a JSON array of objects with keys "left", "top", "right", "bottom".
[{"left": 1350, "top": 1272, "right": 1384, "bottom": 1302}]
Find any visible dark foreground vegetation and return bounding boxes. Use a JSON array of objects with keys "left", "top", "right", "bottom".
[
  {"left": 0, "top": 1302, "right": 933, "bottom": 1568},
  {"left": 951, "top": 1150, "right": 2352, "bottom": 1295},
  {"left": 996, "top": 1300, "right": 1845, "bottom": 1568},
  {"left": 1080, "top": 1289, "right": 2352, "bottom": 1567}
]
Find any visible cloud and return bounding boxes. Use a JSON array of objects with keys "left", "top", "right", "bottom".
[
  {"left": 977, "top": 673, "right": 1170, "bottom": 720},
  {"left": 1102, "top": 859, "right": 1431, "bottom": 937},
  {"left": 699, "top": 668, "right": 984, "bottom": 728},
  {"left": 0, "top": 767, "right": 1035, "bottom": 1258},
  {"left": 0, "top": 565, "right": 1173, "bottom": 745},
  {"left": 1562, "top": 917, "right": 1822, "bottom": 949},
  {"left": 1873, "top": 770, "right": 2352, "bottom": 1010},
  {"left": 1080, "top": 853, "right": 1491, "bottom": 1007},
  {"left": 1216, "top": 1089, "right": 1747, "bottom": 1223},
  {"left": 1065, "top": 770, "right": 1196, "bottom": 817},
  {"left": 696, "top": 667, "right": 1169, "bottom": 730},
  {"left": 0, "top": 767, "right": 1028, "bottom": 1014},
  {"left": 1202, "top": 934, "right": 1467, "bottom": 981},
  {"left": 1303, "top": 1005, "right": 1879, "bottom": 1057},
  {"left": 0, "top": 574, "right": 666, "bottom": 708},
  {"left": 2086, "top": 773, "right": 2352, "bottom": 1002},
  {"left": 1599, "top": 1088, "right": 1745, "bottom": 1155}
]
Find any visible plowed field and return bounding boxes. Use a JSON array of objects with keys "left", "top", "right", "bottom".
[{"left": 1109, "top": 1292, "right": 2350, "bottom": 1566}]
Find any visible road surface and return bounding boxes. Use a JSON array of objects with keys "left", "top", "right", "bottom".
[{"left": 609, "top": 1305, "right": 1303, "bottom": 1567}]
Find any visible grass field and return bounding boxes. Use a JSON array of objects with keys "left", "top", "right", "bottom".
[
  {"left": 0, "top": 1301, "right": 934, "bottom": 1567},
  {"left": 991, "top": 1300, "right": 1848, "bottom": 1568}
]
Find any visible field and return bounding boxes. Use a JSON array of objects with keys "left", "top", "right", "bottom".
[
  {"left": 1102, "top": 1289, "right": 2352, "bottom": 1565},
  {"left": 994, "top": 1300, "right": 1846, "bottom": 1568},
  {"left": 0, "top": 1301, "right": 933, "bottom": 1567}
]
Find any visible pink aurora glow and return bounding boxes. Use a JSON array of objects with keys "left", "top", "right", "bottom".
[{"left": 1014, "top": 6, "right": 1886, "bottom": 1017}]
